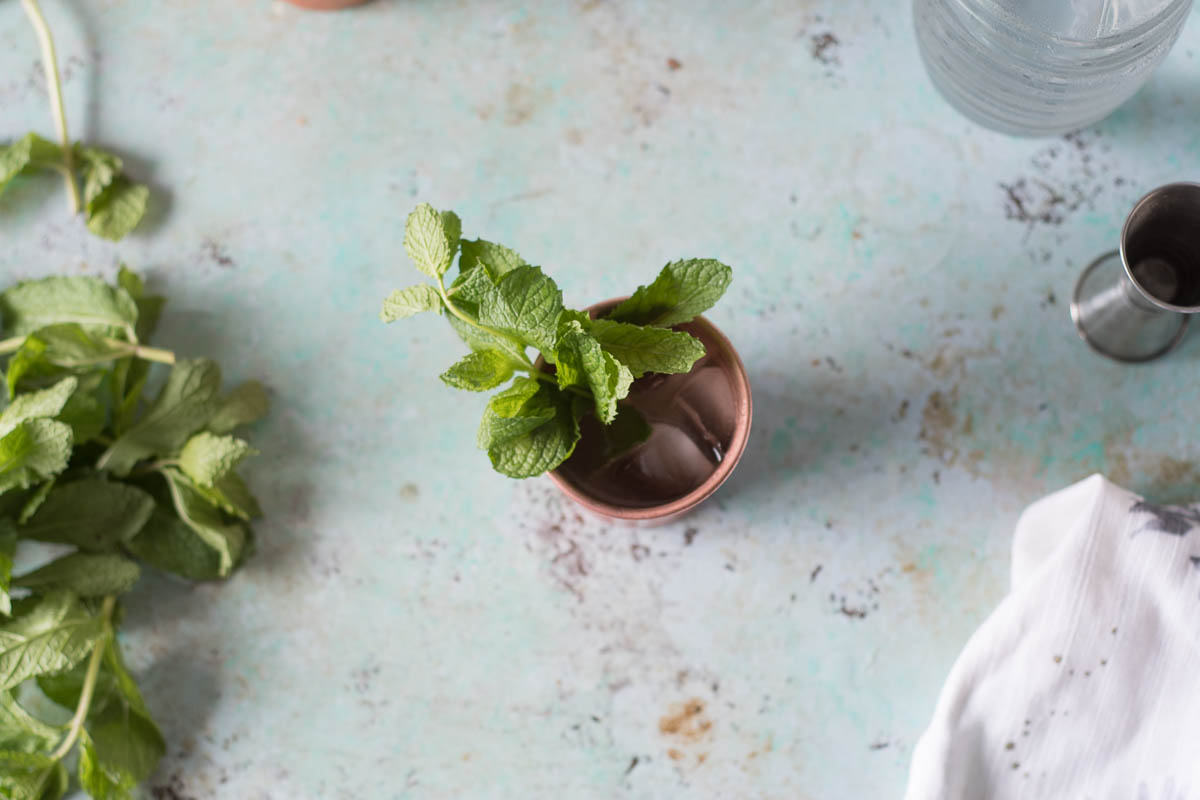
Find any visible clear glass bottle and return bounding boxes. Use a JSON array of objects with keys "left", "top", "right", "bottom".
[{"left": 913, "top": 0, "right": 1193, "bottom": 135}]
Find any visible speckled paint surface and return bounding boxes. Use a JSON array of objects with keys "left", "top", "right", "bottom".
[{"left": 3, "top": 1, "right": 1200, "bottom": 797}]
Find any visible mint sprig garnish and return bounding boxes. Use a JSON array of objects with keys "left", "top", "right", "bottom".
[
  {"left": 1, "top": 1, "right": 148, "bottom": 240},
  {"left": 382, "top": 203, "right": 732, "bottom": 479},
  {"left": 0, "top": 269, "right": 268, "bottom": 798}
]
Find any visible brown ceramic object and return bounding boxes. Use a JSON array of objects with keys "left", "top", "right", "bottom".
[
  {"left": 282, "top": 0, "right": 370, "bottom": 9},
  {"left": 546, "top": 298, "right": 752, "bottom": 524}
]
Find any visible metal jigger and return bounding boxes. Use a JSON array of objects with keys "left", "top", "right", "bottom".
[{"left": 1071, "top": 183, "right": 1200, "bottom": 362}]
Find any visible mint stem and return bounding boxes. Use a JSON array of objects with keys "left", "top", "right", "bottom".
[
  {"left": 435, "top": 278, "right": 535, "bottom": 369},
  {"left": 49, "top": 595, "right": 115, "bottom": 761},
  {"left": 20, "top": 0, "right": 81, "bottom": 215}
]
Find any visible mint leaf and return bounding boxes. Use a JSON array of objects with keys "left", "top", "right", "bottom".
[
  {"left": 0, "top": 592, "right": 103, "bottom": 691},
  {"left": 0, "top": 378, "right": 77, "bottom": 437},
  {"left": 191, "top": 471, "right": 261, "bottom": 521},
  {"left": 459, "top": 239, "right": 527, "bottom": 281},
  {"left": 178, "top": 432, "right": 255, "bottom": 487},
  {"left": 403, "top": 203, "right": 456, "bottom": 279},
  {"left": 4, "top": 325, "right": 130, "bottom": 397},
  {"left": 58, "top": 385, "right": 106, "bottom": 445},
  {"left": 85, "top": 176, "right": 148, "bottom": 242},
  {"left": 440, "top": 210, "right": 462, "bottom": 255},
  {"left": 555, "top": 321, "right": 633, "bottom": 424},
  {"left": 0, "top": 133, "right": 63, "bottom": 191},
  {"left": 476, "top": 377, "right": 552, "bottom": 450},
  {"left": 79, "top": 731, "right": 134, "bottom": 800},
  {"left": 161, "top": 469, "right": 248, "bottom": 577},
  {"left": 77, "top": 641, "right": 164, "bottom": 797},
  {"left": 74, "top": 146, "right": 121, "bottom": 208},
  {"left": 21, "top": 479, "right": 155, "bottom": 551},
  {"left": 207, "top": 380, "right": 269, "bottom": 435},
  {"left": 477, "top": 266, "right": 563, "bottom": 353},
  {"left": 486, "top": 387, "right": 581, "bottom": 478},
  {"left": 381, "top": 284, "right": 442, "bottom": 322},
  {"left": 123, "top": 506, "right": 225, "bottom": 581},
  {"left": 0, "top": 693, "right": 60, "bottom": 754},
  {"left": 0, "top": 523, "right": 14, "bottom": 616},
  {"left": 98, "top": 359, "right": 222, "bottom": 476},
  {"left": 446, "top": 313, "right": 529, "bottom": 366},
  {"left": 447, "top": 265, "right": 494, "bottom": 310},
  {"left": 0, "top": 277, "right": 138, "bottom": 340},
  {"left": 587, "top": 319, "right": 706, "bottom": 378},
  {"left": 606, "top": 259, "right": 733, "bottom": 327},
  {"left": 440, "top": 350, "right": 516, "bottom": 392},
  {"left": 17, "top": 480, "right": 55, "bottom": 524},
  {"left": 0, "top": 420, "right": 73, "bottom": 494},
  {"left": 0, "top": 750, "right": 68, "bottom": 800},
  {"left": 14, "top": 553, "right": 140, "bottom": 598},
  {"left": 116, "top": 266, "right": 165, "bottom": 341}
]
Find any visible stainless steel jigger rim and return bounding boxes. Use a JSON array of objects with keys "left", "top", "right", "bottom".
[
  {"left": 1119, "top": 181, "right": 1200, "bottom": 314},
  {"left": 1070, "top": 250, "right": 1190, "bottom": 363}
]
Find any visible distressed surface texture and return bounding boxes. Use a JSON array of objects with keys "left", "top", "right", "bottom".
[{"left": 3, "top": 1, "right": 1200, "bottom": 798}]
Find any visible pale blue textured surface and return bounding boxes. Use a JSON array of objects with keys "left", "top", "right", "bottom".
[{"left": 2, "top": 2, "right": 1200, "bottom": 798}]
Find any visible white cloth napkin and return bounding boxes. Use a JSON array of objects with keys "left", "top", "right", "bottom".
[{"left": 905, "top": 474, "right": 1200, "bottom": 800}]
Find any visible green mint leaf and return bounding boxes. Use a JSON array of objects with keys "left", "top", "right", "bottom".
[
  {"left": 123, "top": 506, "right": 225, "bottom": 581},
  {"left": 458, "top": 239, "right": 527, "bottom": 281},
  {"left": 21, "top": 479, "right": 155, "bottom": 551},
  {"left": 439, "top": 350, "right": 517, "bottom": 392},
  {"left": 178, "top": 432, "right": 255, "bottom": 487},
  {"left": 4, "top": 337, "right": 47, "bottom": 399},
  {"left": 190, "top": 471, "right": 261, "bottom": 521},
  {"left": 0, "top": 592, "right": 103, "bottom": 691},
  {"left": 14, "top": 553, "right": 140, "bottom": 598},
  {"left": 5, "top": 325, "right": 131, "bottom": 397},
  {"left": 380, "top": 284, "right": 442, "bottom": 322},
  {"left": 0, "top": 377, "right": 78, "bottom": 437},
  {"left": 0, "top": 522, "right": 14, "bottom": 616},
  {"left": 441, "top": 210, "right": 462, "bottom": 255},
  {"left": 78, "top": 643, "right": 164, "bottom": 797},
  {"left": 446, "top": 313, "right": 529, "bottom": 366},
  {"left": 0, "top": 277, "right": 138, "bottom": 340},
  {"left": 79, "top": 730, "right": 135, "bottom": 800},
  {"left": 448, "top": 265, "right": 495, "bottom": 313},
  {"left": 0, "top": 750, "right": 68, "bottom": 800},
  {"left": 0, "top": 420, "right": 73, "bottom": 494},
  {"left": 606, "top": 259, "right": 733, "bottom": 327},
  {"left": 207, "top": 381, "right": 270, "bottom": 435},
  {"left": 98, "top": 359, "right": 222, "bottom": 476},
  {"left": 555, "top": 308, "right": 591, "bottom": 334},
  {"left": 116, "top": 265, "right": 165, "bottom": 341},
  {"left": 73, "top": 146, "right": 122, "bottom": 208},
  {"left": 107, "top": 356, "right": 149, "bottom": 438},
  {"left": 477, "top": 265, "right": 563, "bottom": 354},
  {"left": 17, "top": 480, "right": 55, "bottom": 524},
  {"left": 0, "top": 133, "right": 64, "bottom": 191},
  {"left": 84, "top": 176, "right": 148, "bottom": 242},
  {"left": 486, "top": 387, "right": 581, "bottom": 478},
  {"left": 161, "top": 468, "right": 247, "bottom": 577},
  {"left": 587, "top": 318, "right": 706, "bottom": 378},
  {"left": 476, "top": 377, "right": 553, "bottom": 450},
  {"left": 555, "top": 321, "right": 633, "bottom": 424},
  {"left": 403, "top": 203, "right": 456, "bottom": 279},
  {"left": 57, "top": 384, "right": 106, "bottom": 445},
  {"left": 0, "top": 693, "right": 60, "bottom": 754}
]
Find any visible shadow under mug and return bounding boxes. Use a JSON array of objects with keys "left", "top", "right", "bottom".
[{"left": 1071, "top": 182, "right": 1200, "bottom": 363}]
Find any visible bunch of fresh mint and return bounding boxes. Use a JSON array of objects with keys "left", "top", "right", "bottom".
[
  {"left": 0, "top": 270, "right": 268, "bottom": 799},
  {"left": 381, "top": 203, "right": 732, "bottom": 478},
  {"left": 0, "top": 0, "right": 148, "bottom": 241}
]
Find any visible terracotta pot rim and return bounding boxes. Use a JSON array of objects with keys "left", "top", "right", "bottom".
[{"left": 546, "top": 298, "right": 752, "bottom": 522}]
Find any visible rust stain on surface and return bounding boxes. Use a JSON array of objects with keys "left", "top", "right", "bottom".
[{"left": 659, "top": 699, "right": 712, "bottom": 741}]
